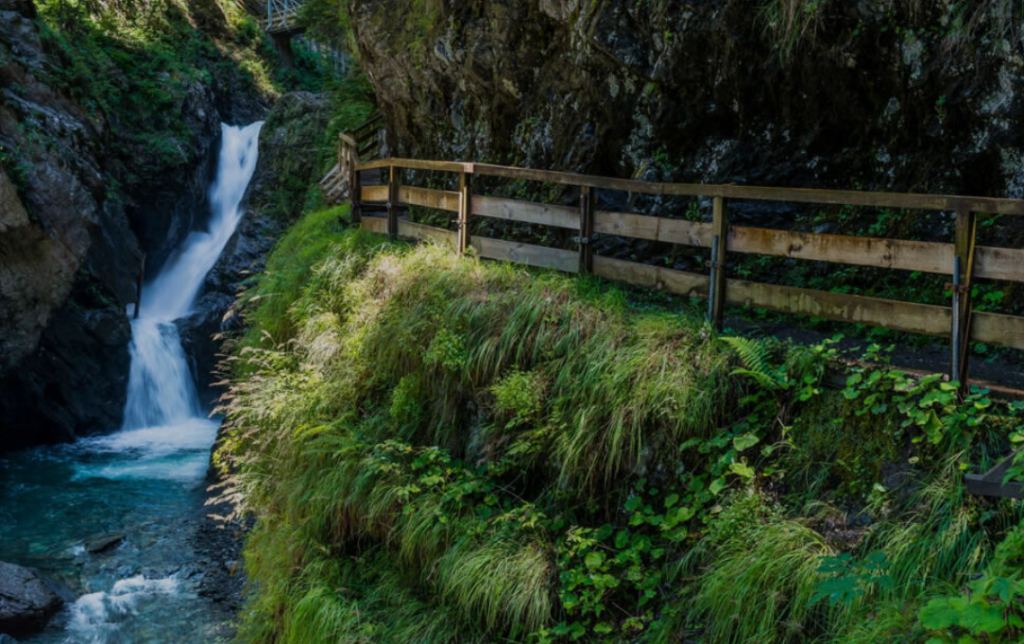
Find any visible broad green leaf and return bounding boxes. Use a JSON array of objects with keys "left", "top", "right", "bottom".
[{"left": 733, "top": 433, "right": 760, "bottom": 452}]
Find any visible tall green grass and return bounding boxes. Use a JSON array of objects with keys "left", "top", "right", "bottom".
[{"left": 221, "top": 214, "right": 1024, "bottom": 644}]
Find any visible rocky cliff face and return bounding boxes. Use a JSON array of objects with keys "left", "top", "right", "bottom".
[
  {"left": 0, "top": 0, "right": 271, "bottom": 452},
  {"left": 350, "top": 0, "right": 1023, "bottom": 198}
]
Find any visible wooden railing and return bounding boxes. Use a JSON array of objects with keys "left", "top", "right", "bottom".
[
  {"left": 320, "top": 115, "right": 383, "bottom": 203},
  {"left": 349, "top": 157, "right": 1024, "bottom": 386}
]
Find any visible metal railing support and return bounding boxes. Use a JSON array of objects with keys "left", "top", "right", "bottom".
[
  {"left": 709, "top": 197, "right": 728, "bottom": 329},
  {"left": 951, "top": 209, "right": 977, "bottom": 390},
  {"left": 457, "top": 171, "right": 471, "bottom": 254},
  {"left": 387, "top": 165, "right": 399, "bottom": 239},
  {"left": 578, "top": 186, "right": 594, "bottom": 274}
]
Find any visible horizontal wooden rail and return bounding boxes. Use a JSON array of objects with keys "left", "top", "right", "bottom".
[
  {"left": 367, "top": 218, "right": 1024, "bottom": 353},
  {"left": 359, "top": 158, "right": 473, "bottom": 174},
  {"left": 362, "top": 215, "right": 387, "bottom": 235},
  {"left": 471, "top": 237, "right": 579, "bottom": 273},
  {"left": 357, "top": 158, "right": 1024, "bottom": 216},
  {"left": 590, "top": 256, "right": 1024, "bottom": 349},
  {"left": 361, "top": 185, "right": 388, "bottom": 202},
  {"left": 472, "top": 196, "right": 578, "bottom": 229},
  {"left": 398, "top": 219, "right": 456, "bottom": 248},
  {"left": 399, "top": 186, "right": 459, "bottom": 212}
]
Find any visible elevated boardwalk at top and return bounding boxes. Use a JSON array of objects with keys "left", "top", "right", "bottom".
[{"left": 237, "top": 0, "right": 306, "bottom": 34}]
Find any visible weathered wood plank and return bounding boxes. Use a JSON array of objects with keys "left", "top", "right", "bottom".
[
  {"left": 319, "top": 164, "right": 340, "bottom": 186},
  {"left": 975, "top": 246, "right": 1024, "bottom": 282},
  {"left": 472, "top": 196, "right": 578, "bottom": 229},
  {"left": 710, "top": 197, "right": 728, "bottom": 327},
  {"left": 971, "top": 311, "right": 1024, "bottom": 351},
  {"left": 361, "top": 216, "right": 388, "bottom": 234},
  {"left": 595, "top": 218, "right": 1024, "bottom": 282},
  {"left": 397, "top": 220, "right": 457, "bottom": 249},
  {"left": 399, "top": 186, "right": 460, "bottom": 212},
  {"left": 726, "top": 279, "right": 953, "bottom": 337},
  {"left": 724, "top": 186, "right": 1023, "bottom": 217},
  {"left": 593, "top": 256, "right": 1024, "bottom": 350},
  {"left": 579, "top": 186, "right": 595, "bottom": 273},
  {"left": 471, "top": 237, "right": 579, "bottom": 273},
  {"left": 729, "top": 226, "right": 953, "bottom": 274},
  {"left": 592, "top": 256, "right": 709, "bottom": 298},
  {"left": 361, "top": 185, "right": 389, "bottom": 202},
  {"left": 594, "top": 212, "right": 713, "bottom": 246}
]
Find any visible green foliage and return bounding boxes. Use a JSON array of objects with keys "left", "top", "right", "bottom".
[
  {"left": 812, "top": 551, "right": 893, "bottom": 607},
  {"left": 491, "top": 369, "right": 547, "bottom": 428},
  {"left": 239, "top": 206, "right": 359, "bottom": 344},
  {"left": 760, "top": 0, "right": 829, "bottom": 63},
  {"left": 27, "top": 0, "right": 286, "bottom": 191},
  {"left": 917, "top": 524, "right": 1024, "bottom": 643},
  {"left": 221, "top": 222, "right": 1024, "bottom": 644},
  {"left": 0, "top": 143, "right": 30, "bottom": 194},
  {"left": 694, "top": 514, "right": 835, "bottom": 644}
]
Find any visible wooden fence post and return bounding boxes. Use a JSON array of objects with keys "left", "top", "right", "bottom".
[
  {"left": 457, "top": 171, "right": 472, "bottom": 254},
  {"left": 579, "top": 186, "right": 595, "bottom": 274},
  {"left": 388, "top": 165, "right": 399, "bottom": 239},
  {"left": 951, "top": 209, "right": 977, "bottom": 388},
  {"left": 708, "top": 196, "right": 728, "bottom": 328}
]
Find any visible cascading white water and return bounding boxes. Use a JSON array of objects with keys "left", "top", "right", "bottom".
[{"left": 120, "top": 121, "right": 262, "bottom": 432}]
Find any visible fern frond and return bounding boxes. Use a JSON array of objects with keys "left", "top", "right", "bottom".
[
  {"left": 729, "top": 367, "right": 781, "bottom": 392},
  {"left": 722, "top": 337, "right": 771, "bottom": 376}
]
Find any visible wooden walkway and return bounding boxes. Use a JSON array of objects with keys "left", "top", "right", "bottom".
[{"left": 328, "top": 118, "right": 1024, "bottom": 498}]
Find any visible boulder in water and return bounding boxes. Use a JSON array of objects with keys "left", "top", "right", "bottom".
[{"left": 0, "top": 561, "right": 69, "bottom": 637}]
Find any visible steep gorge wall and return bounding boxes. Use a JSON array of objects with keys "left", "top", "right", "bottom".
[
  {"left": 0, "top": 0, "right": 271, "bottom": 451},
  {"left": 350, "top": 0, "right": 1024, "bottom": 199}
]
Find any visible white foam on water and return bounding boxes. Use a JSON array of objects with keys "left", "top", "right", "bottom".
[
  {"left": 84, "top": 418, "right": 220, "bottom": 457},
  {"left": 65, "top": 576, "right": 181, "bottom": 643}
]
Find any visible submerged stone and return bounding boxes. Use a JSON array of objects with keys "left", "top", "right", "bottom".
[{"left": 84, "top": 534, "right": 125, "bottom": 554}]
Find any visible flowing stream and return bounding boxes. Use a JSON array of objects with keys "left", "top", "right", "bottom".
[{"left": 0, "top": 121, "right": 263, "bottom": 643}]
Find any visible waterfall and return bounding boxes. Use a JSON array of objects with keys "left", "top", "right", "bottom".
[
  {"left": 0, "top": 122, "right": 265, "bottom": 644},
  {"left": 121, "top": 122, "right": 262, "bottom": 432}
]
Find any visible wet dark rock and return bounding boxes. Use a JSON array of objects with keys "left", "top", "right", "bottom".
[
  {"left": 177, "top": 291, "right": 234, "bottom": 405},
  {"left": 0, "top": 294, "right": 131, "bottom": 450},
  {"left": 351, "top": 0, "right": 1024, "bottom": 199},
  {"left": 246, "top": 91, "right": 333, "bottom": 223},
  {"left": 0, "top": 561, "right": 70, "bottom": 637},
  {"left": 84, "top": 534, "right": 125, "bottom": 554},
  {"left": 0, "top": 634, "right": 21, "bottom": 643}
]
